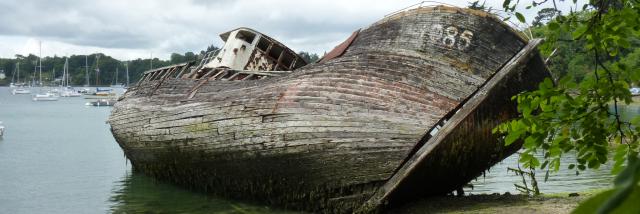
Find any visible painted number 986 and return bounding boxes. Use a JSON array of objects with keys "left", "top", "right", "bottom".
[{"left": 429, "top": 24, "right": 474, "bottom": 51}]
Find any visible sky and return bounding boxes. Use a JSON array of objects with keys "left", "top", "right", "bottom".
[{"left": 0, "top": 0, "right": 585, "bottom": 61}]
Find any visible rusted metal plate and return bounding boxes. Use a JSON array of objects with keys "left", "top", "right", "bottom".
[{"left": 318, "top": 29, "right": 360, "bottom": 63}]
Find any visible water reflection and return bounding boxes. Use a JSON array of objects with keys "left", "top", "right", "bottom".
[
  {"left": 467, "top": 104, "right": 639, "bottom": 195},
  {"left": 467, "top": 152, "right": 614, "bottom": 194},
  {"left": 108, "top": 172, "right": 301, "bottom": 214}
]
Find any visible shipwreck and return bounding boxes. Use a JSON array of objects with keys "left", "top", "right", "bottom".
[{"left": 108, "top": 5, "right": 551, "bottom": 213}]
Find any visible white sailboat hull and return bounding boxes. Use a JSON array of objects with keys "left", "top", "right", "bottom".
[
  {"left": 12, "top": 89, "right": 31, "bottom": 95},
  {"left": 32, "top": 93, "right": 59, "bottom": 101}
]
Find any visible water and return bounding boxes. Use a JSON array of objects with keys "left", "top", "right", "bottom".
[
  {"left": 467, "top": 153, "right": 615, "bottom": 194},
  {"left": 0, "top": 86, "right": 636, "bottom": 213},
  {"left": 0, "top": 87, "right": 293, "bottom": 214},
  {"left": 467, "top": 102, "right": 640, "bottom": 195}
]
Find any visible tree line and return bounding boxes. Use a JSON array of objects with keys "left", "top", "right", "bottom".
[{"left": 0, "top": 44, "right": 321, "bottom": 86}]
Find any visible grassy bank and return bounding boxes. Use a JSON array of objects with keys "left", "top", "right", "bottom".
[{"left": 386, "top": 191, "right": 604, "bottom": 214}]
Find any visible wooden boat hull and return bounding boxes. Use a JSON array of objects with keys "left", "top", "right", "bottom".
[{"left": 109, "top": 6, "right": 550, "bottom": 213}]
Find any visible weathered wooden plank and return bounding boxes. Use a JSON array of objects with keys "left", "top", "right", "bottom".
[{"left": 358, "top": 39, "right": 546, "bottom": 212}]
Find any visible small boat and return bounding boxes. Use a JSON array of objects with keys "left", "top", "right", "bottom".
[
  {"left": 631, "top": 87, "right": 640, "bottom": 96},
  {"left": 86, "top": 99, "right": 116, "bottom": 106},
  {"left": 96, "top": 88, "right": 112, "bottom": 92},
  {"left": 60, "top": 88, "right": 82, "bottom": 97},
  {"left": 94, "top": 91, "right": 115, "bottom": 96},
  {"left": 58, "top": 58, "right": 81, "bottom": 97},
  {"left": 92, "top": 88, "right": 116, "bottom": 97},
  {"left": 0, "top": 121, "right": 4, "bottom": 137},
  {"left": 77, "top": 88, "right": 92, "bottom": 94},
  {"left": 32, "top": 92, "right": 59, "bottom": 101},
  {"left": 12, "top": 88, "right": 31, "bottom": 95}
]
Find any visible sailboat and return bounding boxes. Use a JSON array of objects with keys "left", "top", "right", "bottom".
[
  {"left": 0, "top": 121, "right": 5, "bottom": 137},
  {"left": 60, "top": 57, "right": 81, "bottom": 97},
  {"left": 11, "top": 63, "right": 31, "bottom": 95},
  {"left": 12, "top": 88, "right": 31, "bottom": 95},
  {"left": 110, "top": 67, "right": 124, "bottom": 88},
  {"left": 125, "top": 62, "right": 129, "bottom": 88},
  {"left": 78, "top": 55, "right": 92, "bottom": 94},
  {"left": 9, "top": 68, "right": 15, "bottom": 88},
  {"left": 33, "top": 42, "right": 59, "bottom": 101}
]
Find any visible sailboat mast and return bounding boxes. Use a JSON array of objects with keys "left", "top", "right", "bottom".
[
  {"left": 85, "top": 55, "right": 89, "bottom": 86},
  {"left": 125, "top": 62, "right": 129, "bottom": 86},
  {"left": 38, "top": 41, "right": 42, "bottom": 86},
  {"left": 115, "top": 67, "right": 118, "bottom": 86},
  {"left": 95, "top": 55, "right": 100, "bottom": 86},
  {"left": 16, "top": 62, "right": 19, "bottom": 84},
  {"left": 33, "top": 66, "right": 36, "bottom": 87},
  {"left": 64, "top": 57, "right": 69, "bottom": 87}
]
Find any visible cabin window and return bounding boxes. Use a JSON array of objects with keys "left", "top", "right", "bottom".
[
  {"left": 268, "top": 45, "right": 284, "bottom": 61},
  {"left": 235, "top": 30, "right": 256, "bottom": 44},
  {"left": 280, "top": 51, "right": 294, "bottom": 68},
  {"left": 257, "top": 38, "right": 270, "bottom": 52}
]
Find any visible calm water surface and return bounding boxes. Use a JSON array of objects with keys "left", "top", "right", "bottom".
[
  {"left": 0, "top": 87, "right": 292, "bottom": 214},
  {"left": 0, "top": 86, "right": 636, "bottom": 213},
  {"left": 467, "top": 104, "right": 639, "bottom": 194}
]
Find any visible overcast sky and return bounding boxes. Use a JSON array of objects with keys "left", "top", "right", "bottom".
[{"left": 0, "top": 0, "right": 584, "bottom": 60}]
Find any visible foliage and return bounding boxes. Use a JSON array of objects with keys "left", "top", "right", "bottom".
[
  {"left": 468, "top": 1, "right": 488, "bottom": 10},
  {"left": 494, "top": 0, "right": 640, "bottom": 211},
  {"left": 0, "top": 44, "right": 319, "bottom": 86},
  {"left": 0, "top": 52, "right": 191, "bottom": 86},
  {"left": 532, "top": 8, "right": 561, "bottom": 27},
  {"left": 298, "top": 51, "right": 320, "bottom": 63},
  {"left": 508, "top": 164, "right": 541, "bottom": 195},
  {"left": 573, "top": 156, "right": 640, "bottom": 214}
]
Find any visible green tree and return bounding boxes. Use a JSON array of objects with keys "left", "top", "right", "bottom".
[
  {"left": 298, "top": 51, "right": 320, "bottom": 63},
  {"left": 468, "top": 0, "right": 487, "bottom": 10},
  {"left": 496, "top": 0, "right": 640, "bottom": 212},
  {"left": 532, "top": 8, "right": 561, "bottom": 27}
]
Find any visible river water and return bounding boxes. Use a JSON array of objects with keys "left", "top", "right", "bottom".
[{"left": 0, "top": 86, "right": 637, "bottom": 213}]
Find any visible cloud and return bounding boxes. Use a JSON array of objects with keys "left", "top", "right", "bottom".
[{"left": 0, "top": 0, "right": 586, "bottom": 60}]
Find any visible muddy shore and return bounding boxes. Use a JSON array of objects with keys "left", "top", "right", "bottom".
[{"left": 386, "top": 192, "right": 597, "bottom": 214}]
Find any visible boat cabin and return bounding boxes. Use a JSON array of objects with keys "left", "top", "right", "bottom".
[
  {"left": 136, "top": 28, "right": 308, "bottom": 86},
  {"left": 204, "top": 27, "right": 307, "bottom": 71}
]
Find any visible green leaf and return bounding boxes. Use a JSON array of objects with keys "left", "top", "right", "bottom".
[
  {"left": 573, "top": 188, "right": 640, "bottom": 214},
  {"left": 617, "top": 38, "right": 630, "bottom": 49},
  {"left": 505, "top": 129, "right": 524, "bottom": 146},
  {"left": 548, "top": 22, "right": 560, "bottom": 30},
  {"left": 578, "top": 164, "right": 586, "bottom": 171},
  {"left": 503, "top": 0, "right": 511, "bottom": 10},
  {"left": 515, "top": 12, "right": 526, "bottom": 23},
  {"left": 572, "top": 25, "right": 589, "bottom": 39},
  {"left": 524, "top": 136, "right": 538, "bottom": 148}
]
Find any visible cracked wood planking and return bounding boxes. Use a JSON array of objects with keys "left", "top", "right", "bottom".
[{"left": 108, "top": 5, "right": 551, "bottom": 213}]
